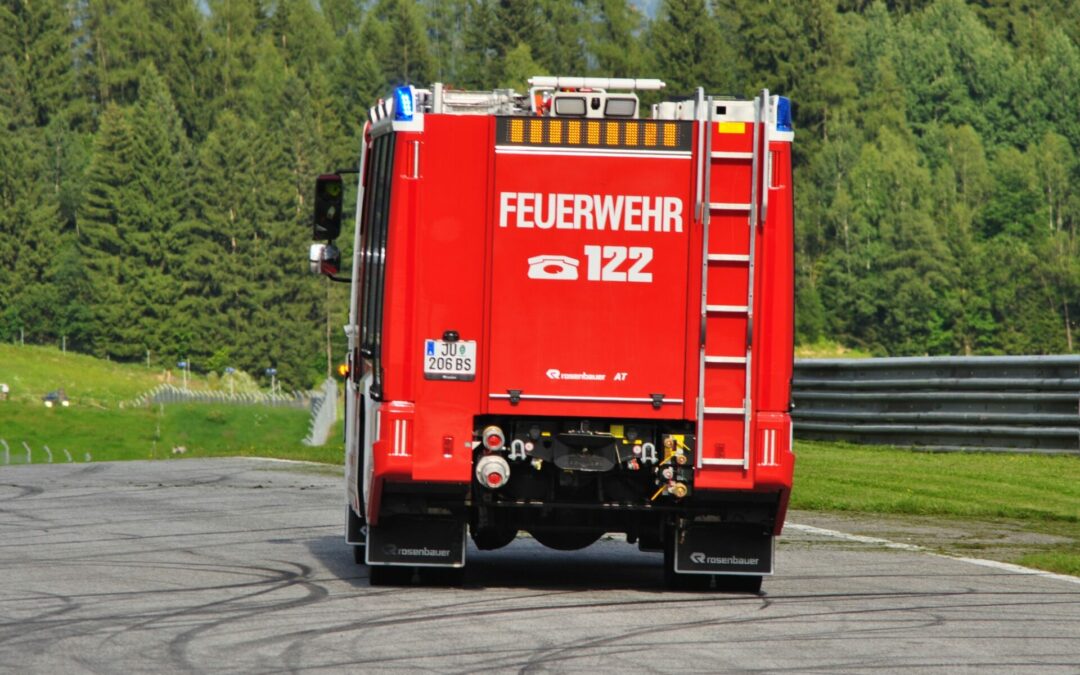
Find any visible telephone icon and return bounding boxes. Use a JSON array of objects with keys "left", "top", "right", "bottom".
[{"left": 527, "top": 254, "right": 580, "bottom": 280}]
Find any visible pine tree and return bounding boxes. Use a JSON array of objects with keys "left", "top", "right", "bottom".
[
  {"left": 586, "top": 0, "right": 650, "bottom": 78},
  {"left": 648, "top": 0, "right": 731, "bottom": 95},
  {"left": 128, "top": 63, "right": 193, "bottom": 361},
  {"left": 0, "top": 0, "right": 83, "bottom": 128},
  {"left": 362, "top": 0, "right": 435, "bottom": 86},
  {"left": 78, "top": 103, "right": 140, "bottom": 358}
]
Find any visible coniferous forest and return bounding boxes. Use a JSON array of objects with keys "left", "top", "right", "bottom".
[{"left": 2, "top": 0, "right": 1079, "bottom": 388}]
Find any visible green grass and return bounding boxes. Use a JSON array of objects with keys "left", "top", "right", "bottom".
[
  {"left": 793, "top": 440, "right": 1080, "bottom": 576},
  {"left": 792, "top": 440, "right": 1080, "bottom": 521},
  {"left": 0, "top": 343, "right": 335, "bottom": 463},
  {"left": 0, "top": 343, "right": 165, "bottom": 405},
  {"left": 0, "top": 343, "right": 268, "bottom": 406},
  {"left": 1016, "top": 551, "right": 1080, "bottom": 577},
  {"left": 0, "top": 400, "right": 330, "bottom": 463},
  {"left": 794, "top": 339, "right": 874, "bottom": 359}
]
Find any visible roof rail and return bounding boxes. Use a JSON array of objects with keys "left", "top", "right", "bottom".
[{"left": 527, "top": 77, "right": 665, "bottom": 91}]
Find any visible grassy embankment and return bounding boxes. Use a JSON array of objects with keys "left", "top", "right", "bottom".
[
  {"left": 0, "top": 343, "right": 338, "bottom": 464},
  {"left": 792, "top": 440, "right": 1080, "bottom": 576}
]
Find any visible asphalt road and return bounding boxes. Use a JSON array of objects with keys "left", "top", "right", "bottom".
[{"left": 1, "top": 458, "right": 1077, "bottom": 673}]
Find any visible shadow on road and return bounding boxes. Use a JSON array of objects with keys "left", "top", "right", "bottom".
[{"left": 306, "top": 533, "right": 669, "bottom": 591}]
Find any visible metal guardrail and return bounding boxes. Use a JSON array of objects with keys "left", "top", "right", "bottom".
[{"left": 792, "top": 356, "right": 1080, "bottom": 454}]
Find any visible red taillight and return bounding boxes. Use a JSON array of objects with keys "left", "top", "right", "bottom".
[{"left": 486, "top": 472, "right": 503, "bottom": 487}]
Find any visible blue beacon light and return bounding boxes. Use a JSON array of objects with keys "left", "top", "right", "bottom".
[
  {"left": 394, "top": 86, "right": 415, "bottom": 121},
  {"left": 776, "top": 96, "right": 793, "bottom": 132}
]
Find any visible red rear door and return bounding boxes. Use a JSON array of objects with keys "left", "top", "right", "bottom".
[{"left": 485, "top": 117, "right": 695, "bottom": 419}]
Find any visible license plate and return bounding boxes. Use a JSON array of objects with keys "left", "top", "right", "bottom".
[{"left": 423, "top": 339, "right": 477, "bottom": 381}]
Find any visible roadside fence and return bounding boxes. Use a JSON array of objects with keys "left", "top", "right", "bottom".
[
  {"left": 120, "top": 384, "right": 310, "bottom": 409},
  {"left": 303, "top": 379, "right": 338, "bottom": 447}
]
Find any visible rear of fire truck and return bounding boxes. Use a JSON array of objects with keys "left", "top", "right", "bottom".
[{"left": 309, "top": 76, "right": 795, "bottom": 590}]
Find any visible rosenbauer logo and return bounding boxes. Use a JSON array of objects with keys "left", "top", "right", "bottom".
[
  {"left": 546, "top": 369, "right": 606, "bottom": 382},
  {"left": 382, "top": 544, "right": 452, "bottom": 558},
  {"left": 499, "top": 192, "right": 683, "bottom": 233},
  {"left": 689, "top": 552, "right": 760, "bottom": 566}
]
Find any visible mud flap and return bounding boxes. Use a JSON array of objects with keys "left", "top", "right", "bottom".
[
  {"left": 674, "top": 524, "right": 773, "bottom": 576},
  {"left": 366, "top": 517, "right": 467, "bottom": 568}
]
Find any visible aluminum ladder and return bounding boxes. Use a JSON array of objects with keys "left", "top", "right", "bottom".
[{"left": 694, "top": 89, "right": 770, "bottom": 471}]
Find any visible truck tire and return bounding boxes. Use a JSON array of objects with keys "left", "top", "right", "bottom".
[
  {"left": 368, "top": 565, "right": 414, "bottom": 586},
  {"left": 418, "top": 566, "right": 465, "bottom": 587},
  {"left": 714, "top": 574, "right": 762, "bottom": 594},
  {"left": 347, "top": 506, "right": 366, "bottom": 565},
  {"left": 472, "top": 526, "right": 518, "bottom": 551},
  {"left": 662, "top": 532, "right": 710, "bottom": 591}
]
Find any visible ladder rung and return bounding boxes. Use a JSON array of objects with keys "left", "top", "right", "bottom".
[
  {"left": 707, "top": 253, "right": 749, "bottom": 262},
  {"left": 703, "top": 406, "right": 745, "bottom": 415},
  {"left": 704, "top": 356, "right": 746, "bottom": 364},
  {"left": 706, "top": 305, "right": 748, "bottom": 314},
  {"left": 711, "top": 151, "right": 753, "bottom": 160},
  {"left": 701, "top": 458, "right": 746, "bottom": 467},
  {"left": 709, "top": 202, "right": 751, "bottom": 211}
]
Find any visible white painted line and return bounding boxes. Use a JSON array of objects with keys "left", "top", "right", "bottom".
[
  {"left": 787, "top": 522, "right": 1080, "bottom": 585},
  {"left": 786, "top": 523, "right": 925, "bottom": 552},
  {"left": 244, "top": 457, "right": 334, "bottom": 467}
]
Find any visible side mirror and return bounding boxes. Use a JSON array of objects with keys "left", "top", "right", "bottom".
[{"left": 313, "top": 173, "right": 344, "bottom": 241}]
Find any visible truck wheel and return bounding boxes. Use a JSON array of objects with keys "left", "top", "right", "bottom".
[
  {"left": 368, "top": 565, "right": 414, "bottom": 586},
  {"left": 662, "top": 532, "right": 710, "bottom": 590},
  {"left": 418, "top": 566, "right": 465, "bottom": 587},
  {"left": 714, "top": 574, "right": 762, "bottom": 594},
  {"left": 347, "top": 507, "right": 366, "bottom": 565},
  {"left": 471, "top": 526, "right": 518, "bottom": 550},
  {"left": 529, "top": 529, "right": 603, "bottom": 551}
]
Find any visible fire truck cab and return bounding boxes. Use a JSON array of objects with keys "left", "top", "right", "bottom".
[{"left": 310, "top": 76, "right": 795, "bottom": 590}]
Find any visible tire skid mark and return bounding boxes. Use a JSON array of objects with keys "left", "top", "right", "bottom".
[
  {"left": 237, "top": 589, "right": 1079, "bottom": 673},
  {"left": 0, "top": 522, "right": 338, "bottom": 551},
  {"left": 165, "top": 561, "right": 330, "bottom": 673},
  {"left": 0, "top": 559, "right": 321, "bottom": 649},
  {"left": 229, "top": 590, "right": 769, "bottom": 654},
  {"left": 0, "top": 591, "right": 80, "bottom": 645},
  {"left": 0, "top": 484, "right": 44, "bottom": 501}
]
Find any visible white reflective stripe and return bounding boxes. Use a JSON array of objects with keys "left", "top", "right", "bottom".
[
  {"left": 703, "top": 406, "right": 745, "bottom": 415},
  {"left": 489, "top": 394, "right": 683, "bottom": 404},
  {"left": 704, "top": 355, "right": 746, "bottom": 364},
  {"left": 706, "top": 305, "right": 748, "bottom": 313},
  {"left": 708, "top": 254, "right": 749, "bottom": 262},
  {"left": 391, "top": 419, "right": 410, "bottom": 457},
  {"left": 709, "top": 202, "right": 751, "bottom": 211},
  {"left": 711, "top": 151, "right": 753, "bottom": 159},
  {"left": 760, "top": 428, "right": 778, "bottom": 466},
  {"left": 495, "top": 146, "right": 691, "bottom": 160},
  {"left": 701, "top": 457, "right": 744, "bottom": 467}
]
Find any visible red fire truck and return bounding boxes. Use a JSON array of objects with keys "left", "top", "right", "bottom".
[{"left": 310, "top": 76, "right": 795, "bottom": 590}]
